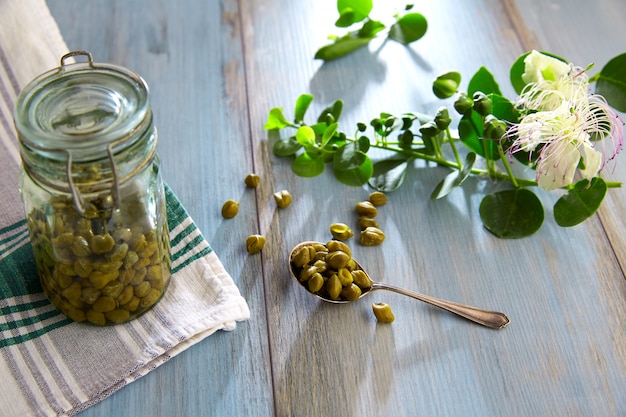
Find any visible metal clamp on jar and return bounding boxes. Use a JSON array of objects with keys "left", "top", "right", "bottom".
[{"left": 14, "top": 51, "right": 171, "bottom": 325}]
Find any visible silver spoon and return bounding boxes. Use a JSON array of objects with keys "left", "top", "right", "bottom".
[{"left": 289, "top": 241, "right": 510, "bottom": 330}]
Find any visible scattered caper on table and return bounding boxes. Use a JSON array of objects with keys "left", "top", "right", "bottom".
[
  {"left": 329, "top": 222, "right": 354, "bottom": 241},
  {"left": 368, "top": 191, "right": 388, "bottom": 206},
  {"left": 360, "top": 226, "right": 385, "bottom": 246},
  {"left": 221, "top": 199, "right": 240, "bottom": 219},
  {"left": 372, "top": 302, "right": 395, "bottom": 323},
  {"left": 244, "top": 173, "right": 261, "bottom": 188},
  {"left": 246, "top": 234, "right": 266, "bottom": 254},
  {"left": 274, "top": 190, "right": 292, "bottom": 208}
]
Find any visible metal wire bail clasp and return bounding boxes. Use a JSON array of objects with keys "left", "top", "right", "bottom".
[
  {"left": 65, "top": 144, "right": 121, "bottom": 217},
  {"left": 60, "top": 50, "right": 94, "bottom": 70}
]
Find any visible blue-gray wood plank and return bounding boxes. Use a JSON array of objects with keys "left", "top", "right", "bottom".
[{"left": 46, "top": 1, "right": 626, "bottom": 416}]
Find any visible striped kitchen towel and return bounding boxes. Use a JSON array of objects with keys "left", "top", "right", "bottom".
[{"left": 0, "top": 1, "right": 250, "bottom": 416}]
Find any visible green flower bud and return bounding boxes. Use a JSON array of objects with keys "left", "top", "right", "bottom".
[
  {"left": 483, "top": 115, "right": 507, "bottom": 139},
  {"left": 453, "top": 93, "right": 473, "bottom": 115},
  {"left": 472, "top": 92, "right": 492, "bottom": 116},
  {"left": 432, "top": 71, "right": 461, "bottom": 99},
  {"left": 434, "top": 107, "right": 452, "bottom": 130},
  {"left": 419, "top": 120, "right": 440, "bottom": 137}
]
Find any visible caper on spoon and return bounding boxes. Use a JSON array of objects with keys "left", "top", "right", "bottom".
[{"left": 289, "top": 241, "right": 510, "bottom": 330}]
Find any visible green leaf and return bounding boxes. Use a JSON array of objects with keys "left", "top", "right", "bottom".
[
  {"left": 479, "top": 189, "right": 544, "bottom": 238},
  {"left": 388, "top": 12, "right": 428, "bottom": 45},
  {"left": 295, "top": 126, "right": 316, "bottom": 147},
  {"left": 596, "top": 53, "right": 626, "bottom": 112},
  {"left": 430, "top": 152, "right": 476, "bottom": 199},
  {"left": 358, "top": 19, "right": 386, "bottom": 38},
  {"left": 317, "top": 99, "right": 344, "bottom": 123},
  {"left": 510, "top": 51, "right": 567, "bottom": 95},
  {"left": 273, "top": 136, "right": 302, "bottom": 156},
  {"left": 320, "top": 123, "right": 339, "bottom": 147},
  {"left": 368, "top": 157, "right": 409, "bottom": 192},
  {"left": 292, "top": 152, "right": 325, "bottom": 177},
  {"left": 336, "top": 8, "right": 357, "bottom": 27},
  {"left": 468, "top": 66, "right": 501, "bottom": 96},
  {"left": 433, "top": 71, "right": 461, "bottom": 99},
  {"left": 333, "top": 142, "right": 373, "bottom": 186},
  {"left": 554, "top": 177, "right": 607, "bottom": 227},
  {"left": 314, "top": 36, "right": 373, "bottom": 61},
  {"left": 294, "top": 94, "right": 314, "bottom": 124},
  {"left": 264, "top": 107, "right": 293, "bottom": 130},
  {"left": 337, "top": 0, "right": 372, "bottom": 23}
]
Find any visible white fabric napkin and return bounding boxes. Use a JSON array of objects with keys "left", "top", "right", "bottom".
[{"left": 0, "top": 1, "right": 251, "bottom": 416}]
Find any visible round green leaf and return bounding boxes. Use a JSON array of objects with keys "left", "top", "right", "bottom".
[
  {"left": 337, "top": 0, "right": 372, "bottom": 23},
  {"left": 273, "top": 136, "right": 302, "bottom": 156},
  {"left": 554, "top": 177, "right": 607, "bottom": 227},
  {"left": 596, "top": 53, "right": 626, "bottom": 112},
  {"left": 292, "top": 152, "right": 325, "bottom": 177},
  {"left": 264, "top": 107, "right": 292, "bottom": 130},
  {"left": 295, "top": 125, "right": 316, "bottom": 147},
  {"left": 333, "top": 142, "right": 373, "bottom": 186},
  {"left": 368, "top": 157, "right": 409, "bottom": 192},
  {"left": 479, "top": 189, "right": 544, "bottom": 238},
  {"left": 388, "top": 12, "right": 428, "bottom": 45}
]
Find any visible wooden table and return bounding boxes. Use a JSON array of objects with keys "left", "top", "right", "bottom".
[{"left": 46, "top": 1, "right": 626, "bottom": 416}]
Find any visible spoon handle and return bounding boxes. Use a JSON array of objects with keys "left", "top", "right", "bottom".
[{"left": 372, "top": 283, "right": 510, "bottom": 329}]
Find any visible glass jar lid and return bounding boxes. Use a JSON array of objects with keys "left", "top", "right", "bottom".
[{"left": 14, "top": 51, "right": 151, "bottom": 161}]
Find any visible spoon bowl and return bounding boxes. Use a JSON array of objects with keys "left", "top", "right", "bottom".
[{"left": 289, "top": 241, "right": 510, "bottom": 330}]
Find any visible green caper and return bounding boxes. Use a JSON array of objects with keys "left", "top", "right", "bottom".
[
  {"left": 105, "top": 309, "right": 131, "bottom": 324},
  {"left": 307, "top": 272, "right": 324, "bottom": 293},
  {"left": 91, "top": 234, "right": 115, "bottom": 254},
  {"left": 358, "top": 216, "right": 379, "bottom": 229},
  {"left": 246, "top": 234, "right": 266, "bottom": 254},
  {"left": 352, "top": 269, "right": 372, "bottom": 289},
  {"left": 359, "top": 227, "right": 385, "bottom": 246},
  {"left": 325, "top": 274, "right": 342, "bottom": 300},
  {"left": 87, "top": 310, "right": 106, "bottom": 325},
  {"left": 140, "top": 288, "right": 162, "bottom": 308},
  {"left": 372, "top": 303, "right": 395, "bottom": 323},
  {"left": 340, "top": 283, "right": 362, "bottom": 301},
  {"left": 244, "top": 173, "right": 261, "bottom": 188},
  {"left": 337, "top": 268, "right": 353, "bottom": 286},
  {"left": 325, "top": 250, "right": 350, "bottom": 269},
  {"left": 273, "top": 190, "right": 292, "bottom": 208},
  {"left": 355, "top": 201, "right": 378, "bottom": 217},
  {"left": 291, "top": 246, "right": 311, "bottom": 268},
  {"left": 221, "top": 199, "right": 239, "bottom": 219},
  {"left": 329, "top": 223, "right": 354, "bottom": 241},
  {"left": 368, "top": 191, "right": 388, "bottom": 206},
  {"left": 326, "top": 240, "right": 352, "bottom": 257},
  {"left": 92, "top": 296, "right": 116, "bottom": 313}
]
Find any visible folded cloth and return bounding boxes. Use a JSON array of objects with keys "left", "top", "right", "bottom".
[{"left": 0, "top": 1, "right": 251, "bottom": 416}]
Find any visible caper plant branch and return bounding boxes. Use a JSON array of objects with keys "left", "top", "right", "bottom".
[{"left": 364, "top": 136, "right": 538, "bottom": 186}]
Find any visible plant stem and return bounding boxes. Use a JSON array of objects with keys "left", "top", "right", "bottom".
[
  {"left": 446, "top": 127, "right": 463, "bottom": 167},
  {"left": 497, "top": 144, "right": 519, "bottom": 188}
]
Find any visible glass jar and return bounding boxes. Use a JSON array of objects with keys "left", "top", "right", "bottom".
[{"left": 14, "top": 51, "right": 171, "bottom": 325}]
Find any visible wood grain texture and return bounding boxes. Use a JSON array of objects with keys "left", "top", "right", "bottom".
[{"left": 44, "top": 0, "right": 626, "bottom": 416}]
